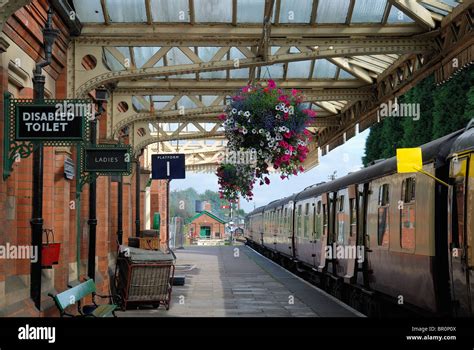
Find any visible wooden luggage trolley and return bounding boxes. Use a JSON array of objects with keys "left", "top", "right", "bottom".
[{"left": 114, "top": 246, "right": 175, "bottom": 311}]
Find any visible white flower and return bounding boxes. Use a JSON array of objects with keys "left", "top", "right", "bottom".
[
  {"left": 275, "top": 105, "right": 281, "bottom": 111},
  {"left": 231, "top": 108, "right": 237, "bottom": 114},
  {"left": 252, "top": 129, "right": 257, "bottom": 134},
  {"left": 258, "top": 150, "right": 262, "bottom": 155},
  {"left": 260, "top": 142, "right": 265, "bottom": 147},
  {"left": 259, "top": 129, "right": 264, "bottom": 134},
  {"left": 244, "top": 111, "right": 251, "bottom": 117},
  {"left": 285, "top": 150, "right": 291, "bottom": 155},
  {"left": 238, "top": 110, "right": 242, "bottom": 115}
]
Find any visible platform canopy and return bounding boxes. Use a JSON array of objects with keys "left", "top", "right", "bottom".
[{"left": 2, "top": 0, "right": 471, "bottom": 172}]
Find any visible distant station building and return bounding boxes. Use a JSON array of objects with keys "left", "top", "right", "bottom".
[{"left": 187, "top": 211, "right": 226, "bottom": 240}]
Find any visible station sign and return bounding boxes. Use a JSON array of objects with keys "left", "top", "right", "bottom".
[
  {"left": 83, "top": 145, "right": 132, "bottom": 175},
  {"left": 151, "top": 154, "right": 185, "bottom": 180},
  {"left": 14, "top": 100, "right": 91, "bottom": 142}
]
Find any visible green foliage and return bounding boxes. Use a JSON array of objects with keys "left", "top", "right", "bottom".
[
  {"left": 169, "top": 188, "right": 246, "bottom": 222},
  {"left": 363, "top": 66, "right": 474, "bottom": 166}
]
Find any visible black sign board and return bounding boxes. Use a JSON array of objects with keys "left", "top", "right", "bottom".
[
  {"left": 64, "top": 157, "right": 75, "bottom": 180},
  {"left": 151, "top": 154, "right": 185, "bottom": 180},
  {"left": 15, "top": 103, "right": 87, "bottom": 141},
  {"left": 84, "top": 146, "right": 131, "bottom": 174}
]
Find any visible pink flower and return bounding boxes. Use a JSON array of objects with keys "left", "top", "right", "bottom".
[
  {"left": 264, "top": 177, "right": 270, "bottom": 185},
  {"left": 303, "top": 109, "right": 316, "bottom": 118},
  {"left": 268, "top": 80, "right": 277, "bottom": 90},
  {"left": 284, "top": 132, "right": 292, "bottom": 139},
  {"left": 299, "top": 156, "right": 305, "bottom": 162},
  {"left": 299, "top": 166, "right": 305, "bottom": 172},
  {"left": 218, "top": 113, "right": 227, "bottom": 121},
  {"left": 291, "top": 89, "right": 299, "bottom": 97}
]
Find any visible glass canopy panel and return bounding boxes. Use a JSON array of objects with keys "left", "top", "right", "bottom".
[
  {"left": 260, "top": 64, "right": 284, "bottom": 79},
  {"left": 316, "top": 0, "right": 350, "bottom": 23},
  {"left": 200, "top": 71, "right": 227, "bottom": 79},
  {"left": 237, "top": 0, "right": 265, "bottom": 23},
  {"left": 230, "top": 68, "right": 250, "bottom": 79},
  {"left": 422, "top": 3, "right": 449, "bottom": 16},
  {"left": 338, "top": 69, "right": 357, "bottom": 80},
  {"left": 153, "top": 96, "right": 174, "bottom": 110},
  {"left": 194, "top": 0, "right": 233, "bottom": 22},
  {"left": 116, "top": 47, "right": 131, "bottom": 64},
  {"left": 198, "top": 47, "right": 221, "bottom": 62},
  {"left": 351, "top": 0, "right": 387, "bottom": 23},
  {"left": 105, "top": 0, "right": 147, "bottom": 22},
  {"left": 177, "top": 96, "right": 198, "bottom": 109},
  {"left": 72, "top": 0, "right": 104, "bottom": 22},
  {"left": 279, "top": 0, "right": 313, "bottom": 23},
  {"left": 229, "top": 48, "right": 247, "bottom": 61},
  {"left": 151, "top": 0, "right": 190, "bottom": 22},
  {"left": 133, "top": 47, "right": 164, "bottom": 68},
  {"left": 287, "top": 60, "right": 312, "bottom": 78},
  {"left": 313, "top": 59, "right": 337, "bottom": 79},
  {"left": 167, "top": 47, "right": 194, "bottom": 65},
  {"left": 201, "top": 96, "right": 220, "bottom": 106},
  {"left": 132, "top": 97, "right": 144, "bottom": 111},
  {"left": 440, "top": 0, "right": 460, "bottom": 7},
  {"left": 387, "top": 5, "right": 414, "bottom": 23},
  {"left": 104, "top": 49, "right": 125, "bottom": 71}
]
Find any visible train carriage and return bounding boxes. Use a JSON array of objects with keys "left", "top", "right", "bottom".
[{"left": 245, "top": 120, "right": 474, "bottom": 316}]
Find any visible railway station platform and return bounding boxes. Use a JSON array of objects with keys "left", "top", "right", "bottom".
[{"left": 118, "top": 245, "right": 362, "bottom": 318}]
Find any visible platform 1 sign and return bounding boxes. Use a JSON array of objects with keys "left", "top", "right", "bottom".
[
  {"left": 84, "top": 146, "right": 131, "bottom": 174},
  {"left": 151, "top": 154, "right": 185, "bottom": 180},
  {"left": 15, "top": 102, "right": 89, "bottom": 141}
]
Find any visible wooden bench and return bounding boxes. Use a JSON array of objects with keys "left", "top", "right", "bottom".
[{"left": 48, "top": 279, "right": 117, "bottom": 317}]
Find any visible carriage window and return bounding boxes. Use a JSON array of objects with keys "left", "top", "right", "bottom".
[
  {"left": 402, "top": 177, "right": 416, "bottom": 203},
  {"left": 323, "top": 203, "right": 328, "bottom": 236},
  {"left": 377, "top": 184, "right": 390, "bottom": 246},
  {"left": 349, "top": 198, "right": 357, "bottom": 237},
  {"left": 339, "top": 195, "right": 345, "bottom": 211},
  {"left": 400, "top": 178, "right": 416, "bottom": 250},
  {"left": 314, "top": 202, "right": 322, "bottom": 240},
  {"left": 297, "top": 205, "right": 302, "bottom": 236},
  {"left": 303, "top": 203, "right": 310, "bottom": 238},
  {"left": 378, "top": 184, "right": 390, "bottom": 206},
  {"left": 337, "top": 196, "right": 345, "bottom": 244}
]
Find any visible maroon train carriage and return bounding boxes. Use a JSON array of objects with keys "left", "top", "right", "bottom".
[{"left": 245, "top": 121, "right": 474, "bottom": 317}]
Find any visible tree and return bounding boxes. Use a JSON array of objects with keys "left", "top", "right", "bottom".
[{"left": 363, "top": 65, "right": 474, "bottom": 165}]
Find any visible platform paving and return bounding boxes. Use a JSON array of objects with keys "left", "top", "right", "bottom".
[{"left": 117, "top": 245, "right": 363, "bottom": 317}]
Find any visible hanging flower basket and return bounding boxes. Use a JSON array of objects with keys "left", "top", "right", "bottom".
[
  {"left": 217, "top": 80, "right": 316, "bottom": 200},
  {"left": 216, "top": 163, "right": 256, "bottom": 202}
]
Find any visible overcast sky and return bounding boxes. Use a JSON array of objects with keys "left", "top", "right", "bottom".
[{"left": 171, "top": 129, "right": 370, "bottom": 212}]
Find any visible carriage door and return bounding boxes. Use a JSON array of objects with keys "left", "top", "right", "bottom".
[{"left": 449, "top": 155, "right": 473, "bottom": 316}]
